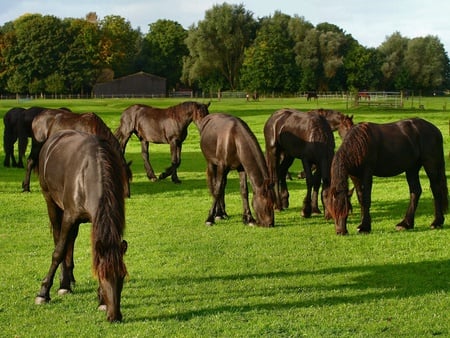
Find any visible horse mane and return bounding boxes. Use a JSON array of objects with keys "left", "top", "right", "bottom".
[
  {"left": 92, "top": 139, "right": 127, "bottom": 280},
  {"left": 329, "top": 123, "right": 371, "bottom": 218},
  {"left": 235, "top": 117, "right": 270, "bottom": 188}
]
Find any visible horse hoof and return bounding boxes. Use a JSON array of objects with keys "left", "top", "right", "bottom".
[
  {"left": 357, "top": 229, "right": 370, "bottom": 234},
  {"left": 430, "top": 224, "right": 443, "bottom": 230},
  {"left": 57, "top": 289, "right": 71, "bottom": 296},
  {"left": 205, "top": 221, "right": 214, "bottom": 226},
  {"left": 98, "top": 304, "right": 107, "bottom": 311},
  {"left": 35, "top": 296, "right": 48, "bottom": 305}
]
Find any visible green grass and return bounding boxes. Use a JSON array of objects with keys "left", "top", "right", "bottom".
[{"left": 1, "top": 96, "right": 450, "bottom": 337}]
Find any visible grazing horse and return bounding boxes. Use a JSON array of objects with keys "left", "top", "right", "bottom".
[
  {"left": 114, "top": 101, "right": 210, "bottom": 183},
  {"left": 264, "top": 109, "right": 335, "bottom": 217},
  {"left": 3, "top": 107, "right": 25, "bottom": 167},
  {"left": 309, "top": 108, "right": 354, "bottom": 139},
  {"left": 35, "top": 130, "right": 128, "bottom": 322},
  {"left": 22, "top": 109, "right": 131, "bottom": 196},
  {"left": 306, "top": 92, "right": 318, "bottom": 101},
  {"left": 199, "top": 113, "right": 274, "bottom": 227},
  {"left": 325, "top": 118, "right": 448, "bottom": 235}
]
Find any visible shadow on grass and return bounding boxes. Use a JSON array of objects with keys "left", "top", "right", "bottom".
[{"left": 124, "top": 258, "right": 450, "bottom": 322}]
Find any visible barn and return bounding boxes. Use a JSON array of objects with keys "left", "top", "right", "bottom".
[{"left": 93, "top": 71, "right": 166, "bottom": 98}]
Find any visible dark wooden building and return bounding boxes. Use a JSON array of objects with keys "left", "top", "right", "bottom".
[{"left": 93, "top": 71, "right": 166, "bottom": 97}]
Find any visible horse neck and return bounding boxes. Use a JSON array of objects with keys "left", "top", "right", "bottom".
[
  {"left": 237, "top": 132, "right": 269, "bottom": 193},
  {"left": 330, "top": 150, "right": 349, "bottom": 192}
]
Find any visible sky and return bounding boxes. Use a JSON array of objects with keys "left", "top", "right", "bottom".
[{"left": 0, "top": 0, "right": 449, "bottom": 54}]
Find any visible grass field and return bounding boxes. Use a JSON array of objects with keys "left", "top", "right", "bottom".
[{"left": 1, "top": 95, "right": 450, "bottom": 337}]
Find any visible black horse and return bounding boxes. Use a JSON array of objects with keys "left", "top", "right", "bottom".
[
  {"left": 35, "top": 130, "right": 128, "bottom": 322},
  {"left": 264, "top": 109, "right": 335, "bottom": 217},
  {"left": 23, "top": 109, "right": 132, "bottom": 196},
  {"left": 325, "top": 118, "right": 448, "bottom": 235},
  {"left": 199, "top": 113, "right": 274, "bottom": 227},
  {"left": 115, "top": 101, "right": 210, "bottom": 183},
  {"left": 3, "top": 107, "right": 25, "bottom": 167}
]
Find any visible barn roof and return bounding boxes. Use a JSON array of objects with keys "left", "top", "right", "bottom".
[{"left": 93, "top": 71, "right": 167, "bottom": 97}]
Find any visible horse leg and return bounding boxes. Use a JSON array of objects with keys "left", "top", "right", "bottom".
[
  {"left": 278, "top": 156, "right": 294, "bottom": 210},
  {"left": 396, "top": 169, "right": 421, "bottom": 231},
  {"left": 58, "top": 223, "right": 80, "bottom": 295},
  {"left": 301, "top": 160, "right": 313, "bottom": 218},
  {"left": 140, "top": 140, "right": 158, "bottom": 181},
  {"left": 22, "top": 141, "right": 41, "bottom": 192},
  {"left": 205, "top": 163, "right": 228, "bottom": 225},
  {"left": 17, "top": 135, "right": 28, "bottom": 168},
  {"left": 238, "top": 170, "right": 256, "bottom": 225},
  {"left": 424, "top": 161, "right": 448, "bottom": 229},
  {"left": 265, "top": 146, "right": 280, "bottom": 209},
  {"left": 160, "top": 140, "right": 181, "bottom": 184},
  {"left": 3, "top": 132, "right": 16, "bottom": 167},
  {"left": 356, "top": 174, "right": 373, "bottom": 233},
  {"left": 36, "top": 203, "right": 69, "bottom": 303},
  {"left": 311, "top": 168, "right": 322, "bottom": 214}
]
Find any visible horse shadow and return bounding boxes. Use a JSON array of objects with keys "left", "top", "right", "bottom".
[{"left": 123, "top": 258, "right": 450, "bottom": 322}]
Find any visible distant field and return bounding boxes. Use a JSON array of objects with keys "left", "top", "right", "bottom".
[{"left": 1, "top": 96, "right": 450, "bottom": 337}]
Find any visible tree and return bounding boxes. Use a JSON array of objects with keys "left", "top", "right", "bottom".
[
  {"left": 379, "top": 32, "right": 409, "bottom": 90},
  {"left": 141, "top": 20, "right": 188, "bottom": 90},
  {"left": 404, "top": 35, "right": 448, "bottom": 92},
  {"left": 240, "top": 12, "right": 300, "bottom": 94},
  {"left": 4, "top": 14, "right": 69, "bottom": 92},
  {"left": 99, "top": 15, "right": 140, "bottom": 78},
  {"left": 344, "top": 42, "right": 382, "bottom": 91},
  {"left": 61, "top": 18, "right": 102, "bottom": 94},
  {"left": 182, "top": 3, "right": 257, "bottom": 90}
]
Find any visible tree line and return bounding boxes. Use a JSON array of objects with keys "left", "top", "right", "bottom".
[{"left": 0, "top": 3, "right": 449, "bottom": 97}]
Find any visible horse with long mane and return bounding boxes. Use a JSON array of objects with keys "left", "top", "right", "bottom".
[
  {"left": 3, "top": 107, "right": 25, "bottom": 167},
  {"left": 264, "top": 109, "right": 335, "bottom": 217},
  {"left": 35, "top": 130, "right": 128, "bottom": 322},
  {"left": 23, "top": 109, "right": 131, "bottom": 196},
  {"left": 325, "top": 118, "right": 448, "bottom": 235},
  {"left": 199, "top": 113, "right": 274, "bottom": 227},
  {"left": 114, "top": 101, "right": 210, "bottom": 183},
  {"left": 309, "top": 108, "right": 354, "bottom": 139}
]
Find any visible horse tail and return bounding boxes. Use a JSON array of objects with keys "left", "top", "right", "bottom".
[{"left": 91, "top": 141, "right": 127, "bottom": 280}]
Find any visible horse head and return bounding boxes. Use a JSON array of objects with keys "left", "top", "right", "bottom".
[
  {"left": 96, "top": 239, "right": 128, "bottom": 322},
  {"left": 323, "top": 187, "right": 353, "bottom": 235},
  {"left": 337, "top": 114, "right": 354, "bottom": 139},
  {"left": 191, "top": 101, "right": 210, "bottom": 125},
  {"left": 252, "top": 179, "right": 275, "bottom": 227}
]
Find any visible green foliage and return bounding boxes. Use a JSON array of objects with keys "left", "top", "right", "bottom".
[
  {"left": 142, "top": 20, "right": 188, "bottom": 90},
  {"left": 1, "top": 97, "right": 450, "bottom": 336},
  {"left": 183, "top": 3, "right": 257, "bottom": 90}
]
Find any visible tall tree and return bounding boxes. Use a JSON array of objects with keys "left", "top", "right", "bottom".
[
  {"left": 141, "top": 20, "right": 188, "bottom": 90},
  {"left": 404, "top": 35, "right": 448, "bottom": 91},
  {"left": 99, "top": 15, "right": 140, "bottom": 78},
  {"left": 240, "top": 12, "right": 300, "bottom": 94},
  {"left": 4, "top": 14, "right": 69, "bottom": 94},
  {"left": 182, "top": 3, "right": 257, "bottom": 90},
  {"left": 379, "top": 32, "right": 409, "bottom": 90}
]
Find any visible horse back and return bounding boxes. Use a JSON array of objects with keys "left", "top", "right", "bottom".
[{"left": 39, "top": 131, "right": 103, "bottom": 217}]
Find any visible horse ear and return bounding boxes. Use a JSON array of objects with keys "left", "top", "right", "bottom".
[
  {"left": 121, "top": 240, "right": 128, "bottom": 255},
  {"left": 207, "top": 101, "right": 211, "bottom": 108}
]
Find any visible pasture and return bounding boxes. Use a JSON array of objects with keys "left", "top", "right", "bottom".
[{"left": 1, "top": 96, "right": 450, "bottom": 336}]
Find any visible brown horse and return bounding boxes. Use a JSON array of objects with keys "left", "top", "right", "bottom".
[
  {"left": 3, "top": 107, "right": 26, "bottom": 167},
  {"left": 199, "top": 113, "right": 274, "bottom": 227},
  {"left": 309, "top": 108, "right": 354, "bottom": 139},
  {"left": 325, "top": 118, "right": 448, "bottom": 235},
  {"left": 264, "top": 109, "right": 335, "bottom": 217},
  {"left": 23, "top": 109, "right": 131, "bottom": 196},
  {"left": 114, "top": 101, "right": 210, "bottom": 183},
  {"left": 35, "top": 130, "right": 128, "bottom": 322}
]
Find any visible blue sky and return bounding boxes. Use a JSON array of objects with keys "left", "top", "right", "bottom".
[{"left": 1, "top": 0, "right": 449, "bottom": 54}]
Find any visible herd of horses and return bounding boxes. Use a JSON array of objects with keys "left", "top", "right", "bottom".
[{"left": 3, "top": 102, "right": 448, "bottom": 322}]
